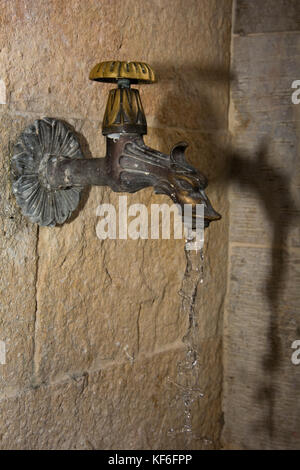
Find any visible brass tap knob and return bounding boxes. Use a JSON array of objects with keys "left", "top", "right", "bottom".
[
  {"left": 89, "top": 61, "right": 155, "bottom": 136},
  {"left": 89, "top": 60, "right": 156, "bottom": 84}
]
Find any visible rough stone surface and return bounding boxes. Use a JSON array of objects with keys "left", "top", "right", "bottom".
[
  {"left": 0, "top": 0, "right": 232, "bottom": 130},
  {"left": 0, "top": 0, "right": 231, "bottom": 449},
  {"left": 234, "top": 0, "right": 300, "bottom": 35},
  {"left": 224, "top": 247, "right": 300, "bottom": 449},
  {"left": 223, "top": 0, "right": 300, "bottom": 450},
  {"left": 0, "top": 113, "right": 37, "bottom": 397},
  {"left": 0, "top": 347, "right": 224, "bottom": 449},
  {"left": 228, "top": 32, "right": 300, "bottom": 248}
]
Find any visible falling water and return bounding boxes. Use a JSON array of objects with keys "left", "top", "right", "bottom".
[{"left": 167, "top": 229, "right": 213, "bottom": 448}]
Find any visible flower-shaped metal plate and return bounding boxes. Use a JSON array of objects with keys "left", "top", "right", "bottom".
[{"left": 11, "top": 117, "right": 84, "bottom": 227}]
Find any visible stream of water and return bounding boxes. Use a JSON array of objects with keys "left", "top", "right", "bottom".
[{"left": 167, "top": 230, "right": 213, "bottom": 447}]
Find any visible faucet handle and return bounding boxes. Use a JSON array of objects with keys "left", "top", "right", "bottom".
[
  {"left": 89, "top": 61, "right": 155, "bottom": 136},
  {"left": 89, "top": 61, "right": 156, "bottom": 85}
]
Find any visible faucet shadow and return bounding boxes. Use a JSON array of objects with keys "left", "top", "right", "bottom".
[
  {"left": 229, "top": 144, "right": 300, "bottom": 441},
  {"left": 153, "top": 63, "right": 300, "bottom": 444}
]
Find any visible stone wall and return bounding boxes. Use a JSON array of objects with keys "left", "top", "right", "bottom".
[
  {"left": 223, "top": 0, "right": 300, "bottom": 450},
  {"left": 0, "top": 0, "right": 231, "bottom": 449}
]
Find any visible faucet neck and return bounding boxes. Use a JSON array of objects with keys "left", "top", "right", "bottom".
[{"left": 117, "top": 78, "right": 131, "bottom": 88}]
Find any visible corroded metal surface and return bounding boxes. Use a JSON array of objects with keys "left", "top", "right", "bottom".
[
  {"left": 116, "top": 136, "right": 221, "bottom": 226},
  {"left": 12, "top": 119, "right": 220, "bottom": 228},
  {"left": 11, "top": 118, "right": 84, "bottom": 226},
  {"left": 27, "top": 127, "right": 220, "bottom": 227}
]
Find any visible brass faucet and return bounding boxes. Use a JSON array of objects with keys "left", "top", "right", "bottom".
[{"left": 11, "top": 61, "right": 221, "bottom": 228}]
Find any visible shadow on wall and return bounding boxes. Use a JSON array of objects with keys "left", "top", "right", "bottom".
[
  {"left": 229, "top": 145, "right": 300, "bottom": 441},
  {"left": 154, "top": 63, "right": 300, "bottom": 442},
  {"left": 63, "top": 62, "right": 300, "bottom": 442}
]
